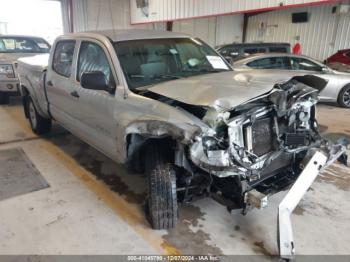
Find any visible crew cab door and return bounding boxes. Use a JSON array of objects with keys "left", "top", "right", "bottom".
[
  {"left": 68, "top": 40, "right": 119, "bottom": 160},
  {"left": 45, "top": 40, "right": 78, "bottom": 128}
]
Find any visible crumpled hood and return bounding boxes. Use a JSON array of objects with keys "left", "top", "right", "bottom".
[
  {"left": 148, "top": 71, "right": 282, "bottom": 111},
  {"left": 0, "top": 53, "right": 43, "bottom": 64}
]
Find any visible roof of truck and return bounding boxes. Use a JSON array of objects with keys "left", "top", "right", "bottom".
[
  {"left": 65, "top": 29, "right": 192, "bottom": 42},
  {"left": 0, "top": 34, "right": 47, "bottom": 39}
]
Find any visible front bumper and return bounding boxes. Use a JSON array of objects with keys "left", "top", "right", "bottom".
[
  {"left": 0, "top": 79, "right": 20, "bottom": 94},
  {"left": 278, "top": 145, "right": 346, "bottom": 259}
]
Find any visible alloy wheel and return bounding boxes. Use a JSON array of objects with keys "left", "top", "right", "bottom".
[
  {"left": 343, "top": 89, "right": 350, "bottom": 107},
  {"left": 29, "top": 101, "right": 37, "bottom": 129}
]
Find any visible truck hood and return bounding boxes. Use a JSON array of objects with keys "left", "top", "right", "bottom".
[
  {"left": 148, "top": 71, "right": 282, "bottom": 112},
  {"left": 0, "top": 53, "right": 46, "bottom": 64}
]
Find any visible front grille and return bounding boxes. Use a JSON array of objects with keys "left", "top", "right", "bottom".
[
  {"left": 284, "top": 133, "right": 307, "bottom": 147},
  {"left": 245, "top": 117, "right": 275, "bottom": 157}
]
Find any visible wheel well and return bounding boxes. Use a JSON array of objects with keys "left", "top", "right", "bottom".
[
  {"left": 338, "top": 84, "right": 350, "bottom": 99},
  {"left": 126, "top": 133, "right": 177, "bottom": 173}
]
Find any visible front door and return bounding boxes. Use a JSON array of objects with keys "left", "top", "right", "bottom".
[{"left": 69, "top": 40, "right": 119, "bottom": 160}]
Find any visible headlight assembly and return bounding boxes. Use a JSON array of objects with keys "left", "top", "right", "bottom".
[{"left": 0, "top": 64, "right": 15, "bottom": 78}]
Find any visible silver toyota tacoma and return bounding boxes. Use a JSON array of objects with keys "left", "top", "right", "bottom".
[
  {"left": 17, "top": 30, "right": 347, "bottom": 259},
  {"left": 0, "top": 35, "right": 50, "bottom": 104}
]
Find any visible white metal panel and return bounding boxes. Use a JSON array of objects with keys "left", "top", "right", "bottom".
[
  {"left": 173, "top": 16, "right": 243, "bottom": 47},
  {"left": 173, "top": 17, "right": 217, "bottom": 46},
  {"left": 71, "top": 0, "right": 153, "bottom": 33},
  {"left": 216, "top": 15, "right": 244, "bottom": 46},
  {"left": 173, "top": 14, "right": 243, "bottom": 47},
  {"left": 131, "top": 0, "right": 334, "bottom": 24},
  {"left": 246, "top": 4, "right": 350, "bottom": 60}
]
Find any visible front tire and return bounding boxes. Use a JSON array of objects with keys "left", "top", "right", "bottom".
[
  {"left": 27, "top": 97, "right": 52, "bottom": 135},
  {"left": 145, "top": 144, "right": 178, "bottom": 229},
  {"left": 0, "top": 93, "right": 9, "bottom": 105},
  {"left": 338, "top": 85, "right": 350, "bottom": 108}
]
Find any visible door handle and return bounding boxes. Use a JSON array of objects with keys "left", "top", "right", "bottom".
[
  {"left": 47, "top": 80, "right": 53, "bottom": 87},
  {"left": 70, "top": 90, "right": 80, "bottom": 98}
]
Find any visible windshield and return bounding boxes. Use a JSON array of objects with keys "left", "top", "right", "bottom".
[
  {"left": 0, "top": 37, "right": 50, "bottom": 54},
  {"left": 114, "top": 38, "right": 231, "bottom": 89}
]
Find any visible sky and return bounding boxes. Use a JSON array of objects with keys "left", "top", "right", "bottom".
[{"left": 0, "top": 0, "right": 63, "bottom": 43}]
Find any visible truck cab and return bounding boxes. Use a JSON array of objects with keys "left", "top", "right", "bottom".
[{"left": 17, "top": 30, "right": 346, "bottom": 259}]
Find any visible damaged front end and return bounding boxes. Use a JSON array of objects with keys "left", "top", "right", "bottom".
[
  {"left": 190, "top": 76, "right": 344, "bottom": 190},
  {"left": 186, "top": 75, "right": 347, "bottom": 257},
  {"left": 133, "top": 74, "right": 347, "bottom": 258}
]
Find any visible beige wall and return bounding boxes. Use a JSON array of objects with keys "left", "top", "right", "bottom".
[
  {"left": 173, "top": 14, "right": 243, "bottom": 47},
  {"left": 246, "top": 3, "right": 350, "bottom": 60}
]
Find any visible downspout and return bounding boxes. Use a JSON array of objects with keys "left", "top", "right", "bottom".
[
  {"left": 68, "top": 0, "right": 74, "bottom": 33},
  {"left": 242, "top": 13, "right": 249, "bottom": 43},
  {"left": 166, "top": 21, "right": 173, "bottom": 31}
]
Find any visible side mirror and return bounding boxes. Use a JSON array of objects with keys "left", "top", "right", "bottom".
[
  {"left": 321, "top": 66, "right": 331, "bottom": 74},
  {"left": 224, "top": 56, "right": 233, "bottom": 65},
  {"left": 81, "top": 71, "right": 110, "bottom": 91}
]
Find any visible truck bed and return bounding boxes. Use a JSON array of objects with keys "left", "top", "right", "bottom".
[{"left": 17, "top": 54, "right": 50, "bottom": 117}]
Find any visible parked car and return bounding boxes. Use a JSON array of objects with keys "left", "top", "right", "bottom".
[
  {"left": 216, "top": 42, "right": 290, "bottom": 62},
  {"left": 232, "top": 53, "right": 350, "bottom": 108},
  {"left": 325, "top": 49, "right": 350, "bottom": 65},
  {"left": 325, "top": 49, "right": 350, "bottom": 73},
  {"left": 17, "top": 30, "right": 346, "bottom": 259},
  {"left": 0, "top": 35, "right": 50, "bottom": 104}
]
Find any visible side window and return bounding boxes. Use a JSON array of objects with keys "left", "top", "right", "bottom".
[
  {"left": 219, "top": 46, "right": 235, "bottom": 56},
  {"left": 290, "top": 57, "right": 323, "bottom": 71},
  {"left": 244, "top": 48, "right": 266, "bottom": 55},
  {"left": 52, "top": 40, "right": 76, "bottom": 77},
  {"left": 247, "top": 57, "right": 290, "bottom": 69},
  {"left": 77, "top": 41, "right": 112, "bottom": 83},
  {"left": 345, "top": 51, "right": 350, "bottom": 59},
  {"left": 269, "top": 47, "right": 288, "bottom": 53},
  {"left": 218, "top": 46, "right": 229, "bottom": 55}
]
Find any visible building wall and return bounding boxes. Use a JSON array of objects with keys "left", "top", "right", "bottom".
[
  {"left": 172, "top": 14, "right": 243, "bottom": 47},
  {"left": 130, "top": 0, "right": 337, "bottom": 24},
  {"left": 246, "top": 3, "right": 350, "bottom": 60},
  {"left": 216, "top": 15, "right": 244, "bottom": 46},
  {"left": 62, "top": 0, "right": 243, "bottom": 47},
  {"left": 173, "top": 17, "right": 217, "bottom": 46},
  {"left": 66, "top": 0, "right": 153, "bottom": 32}
]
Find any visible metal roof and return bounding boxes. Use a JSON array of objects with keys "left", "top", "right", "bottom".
[
  {"left": 0, "top": 35, "right": 47, "bottom": 39},
  {"left": 233, "top": 53, "right": 324, "bottom": 66},
  {"left": 65, "top": 29, "right": 192, "bottom": 42}
]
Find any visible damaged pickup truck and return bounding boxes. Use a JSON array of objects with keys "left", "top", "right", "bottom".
[{"left": 17, "top": 30, "right": 347, "bottom": 259}]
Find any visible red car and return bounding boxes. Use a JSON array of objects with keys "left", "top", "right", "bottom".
[{"left": 326, "top": 49, "right": 350, "bottom": 65}]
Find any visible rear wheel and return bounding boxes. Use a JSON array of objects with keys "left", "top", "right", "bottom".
[
  {"left": 338, "top": 85, "right": 350, "bottom": 108},
  {"left": 145, "top": 143, "right": 178, "bottom": 229},
  {"left": 0, "top": 93, "right": 9, "bottom": 105},
  {"left": 27, "top": 97, "right": 52, "bottom": 135}
]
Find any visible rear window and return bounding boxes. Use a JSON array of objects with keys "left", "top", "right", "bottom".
[{"left": 0, "top": 37, "right": 50, "bottom": 53}]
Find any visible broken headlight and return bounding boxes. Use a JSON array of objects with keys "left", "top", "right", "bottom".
[{"left": 0, "top": 64, "right": 15, "bottom": 78}]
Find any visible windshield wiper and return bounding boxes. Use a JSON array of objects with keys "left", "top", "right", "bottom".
[
  {"left": 182, "top": 68, "right": 228, "bottom": 74},
  {"left": 130, "top": 74, "right": 183, "bottom": 80}
]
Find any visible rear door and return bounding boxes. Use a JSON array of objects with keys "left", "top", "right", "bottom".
[{"left": 45, "top": 39, "right": 77, "bottom": 129}]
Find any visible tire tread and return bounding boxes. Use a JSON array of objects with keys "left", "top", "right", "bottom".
[
  {"left": 146, "top": 144, "right": 177, "bottom": 229},
  {"left": 28, "top": 97, "right": 52, "bottom": 135}
]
